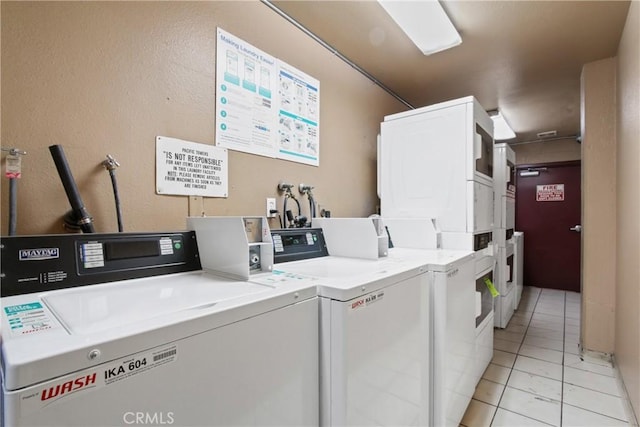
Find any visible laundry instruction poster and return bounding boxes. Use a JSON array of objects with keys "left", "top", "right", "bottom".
[
  {"left": 215, "top": 28, "right": 320, "bottom": 166},
  {"left": 276, "top": 61, "right": 320, "bottom": 166},
  {"left": 215, "top": 28, "right": 278, "bottom": 158}
]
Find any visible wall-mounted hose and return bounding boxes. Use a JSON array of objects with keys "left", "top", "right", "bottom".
[
  {"left": 8, "top": 178, "right": 17, "bottom": 235},
  {"left": 299, "top": 183, "right": 315, "bottom": 221},
  {"left": 308, "top": 193, "right": 316, "bottom": 219},
  {"left": 49, "top": 144, "right": 95, "bottom": 233},
  {"left": 103, "top": 154, "right": 123, "bottom": 232}
]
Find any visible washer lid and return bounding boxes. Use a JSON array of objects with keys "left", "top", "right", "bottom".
[
  {"left": 388, "top": 248, "right": 476, "bottom": 272},
  {"left": 276, "top": 248, "right": 474, "bottom": 301},
  {"left": 276, "top": 255, "right": 427, "bottom": 301},
  {"left": 42, "top": 272, "right": 272, "bottom": 335}
]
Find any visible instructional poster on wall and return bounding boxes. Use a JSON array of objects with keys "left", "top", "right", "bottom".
[
  {"left": 215, "top": 28, "right": 321, "bottom": 166},
  {"left": 276, "top": 61, "right": 320, "bottom": 166},
  {"left": 215, "top": 28, "right": 278, "bottom": 158},
  {"left": 156, "top": 136, "right": 228, "bottom": 198}
]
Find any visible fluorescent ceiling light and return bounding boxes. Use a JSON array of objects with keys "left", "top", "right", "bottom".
[
  {"left": 489, "top": 111, "right": 516, "bottom": 141},
  {"left": 378, "top": 0, "right": 462, "bottom": 55}
]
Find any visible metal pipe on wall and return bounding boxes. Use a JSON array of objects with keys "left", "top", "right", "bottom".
[{"left": 260, "top": 0, "right": 415, "bottom": 110}]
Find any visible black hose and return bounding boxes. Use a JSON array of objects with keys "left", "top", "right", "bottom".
[
  {"left": 283, "top": 196, "right": 289, "bottom": 227},
  {"left": 49, "top": 144, "right": 95, "bottom": 233},
  {"left": 293, "top": 196, "right": 301, "bottom": 216},
  {"left": 108, "top": 169, "right": 124, "bottom": 232},
  {"left": 8, "top": 178, "right": 17, "bottom": 235},
  {"left": 286, "top": 210, "right": 294, "bottom": 225},
  {"left": 308, "top": 194, "right": 316, "bottom": 219}
]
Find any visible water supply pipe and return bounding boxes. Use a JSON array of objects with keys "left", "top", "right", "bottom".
[{"left": 49, "top": 144, "right": 95, "bottom": 233}]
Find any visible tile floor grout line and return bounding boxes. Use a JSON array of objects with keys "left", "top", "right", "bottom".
[
  {"left": 494, "top": 407, "right": 557, "bottom": 427},
  {"left": 562, "top": 401, "right": 632, "bottom": 424},
  {"left": 561, "top": 378, "right": 626, "bottom": 398},
  {"left": 473, "top": 288, "right": 633, "bottom": 426},
  {"left": 488, "top": 287, "right": 542, "bottom": 426}
]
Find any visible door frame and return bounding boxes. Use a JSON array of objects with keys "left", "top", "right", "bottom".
[{"left": 515, "top": 160, "right": 582, "bottom": 292}]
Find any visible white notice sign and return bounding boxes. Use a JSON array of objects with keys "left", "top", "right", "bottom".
[
  {"left": 536, "top": 184, "right": 564, "bottom": 201},
  {"left": 156, "top": 136, "right": 228, "bottom": 197}
]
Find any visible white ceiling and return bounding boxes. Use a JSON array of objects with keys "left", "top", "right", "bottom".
[{"left": 270, "top": 0, "right": 630, "bottom": 143}]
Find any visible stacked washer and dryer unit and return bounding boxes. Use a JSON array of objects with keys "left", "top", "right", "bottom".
[
  {"left": 493, "top": 143, "right": 517, "bottom": 328},
  {"left": 379, "top": 96, "right": 496, "bottom": 426}
]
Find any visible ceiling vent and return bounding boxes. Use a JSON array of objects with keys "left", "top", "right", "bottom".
[{"left": 536, "top": 130, "right": 557, "bottom": 139}]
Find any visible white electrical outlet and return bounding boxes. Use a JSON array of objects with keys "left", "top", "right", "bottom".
[{"left": 266, "top": 198, "right": 277, "bottom": 218}]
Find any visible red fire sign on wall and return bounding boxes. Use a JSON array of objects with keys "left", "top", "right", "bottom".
[{"left": 536, "top": 184, "right": 565, "bottom": 201}]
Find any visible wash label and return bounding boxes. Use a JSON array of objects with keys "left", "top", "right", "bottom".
[{"left": 18, "top": 344, "right": 178, "bottom": 417}]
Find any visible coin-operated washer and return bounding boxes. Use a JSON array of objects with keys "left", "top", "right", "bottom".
[
  {"left": 1, "top": 217, "right": 319, "bottom": 427},
  {"left": 272, "top": 218, "right": 430, "bottom": 426},
  {"left": 274, "top": 217, "right": 474, "bottom": 427},
  {"left": 381, "top": 218, "right": 480, "bottom": 427}
]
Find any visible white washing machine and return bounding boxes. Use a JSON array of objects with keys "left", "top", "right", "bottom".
[
  {"left": 1, "top": 230, "right": 319, "bottom": 427},
  {"left": 272, "top": 226, "right": 475, "bottom": 427},
  {"left": 474, "top": 255, "right": 496, "bottom": 384},
  {"left": 494, "top": 241, "right": 516, "bottom": 328},
  {"left": 383, "top": 218, "right": 482, "bottom": 426},
  {"left": 513, "top": 231, "right": 525, "bottom": 310}
]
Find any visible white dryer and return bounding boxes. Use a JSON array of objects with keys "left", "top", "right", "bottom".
[
  {"left": 272, "top": 227, "right": 475, "bottom": 427},
  {"left": 494, "top": 241, "right": 516, "bottom": 328},
  {"left": 1, "top": 231, "right": 319, "bottom": 427},
  {"left": 513, "top": 231, "right": 525, "bottom": 309}
]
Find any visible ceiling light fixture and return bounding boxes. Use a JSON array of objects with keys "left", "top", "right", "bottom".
[
  {"left": 378, "top": 0, "right": 462, "bottom": 55},
  {"left": 488, "top": 110, "right": 516, "bottom": 141}
]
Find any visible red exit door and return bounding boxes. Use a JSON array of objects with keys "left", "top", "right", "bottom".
[{"left": 515, "top": 161, "right": 581, "bottom": 292}]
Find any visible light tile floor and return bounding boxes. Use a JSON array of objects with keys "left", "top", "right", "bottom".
[{"left": 461, "top": 287, "right": 636, "bottom": 427}]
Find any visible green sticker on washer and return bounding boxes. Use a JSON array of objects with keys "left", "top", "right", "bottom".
[{"left": 485, "top": 278, "right": 500, "bottom": 298}]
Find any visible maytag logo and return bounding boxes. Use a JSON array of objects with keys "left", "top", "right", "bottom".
[{"left": 19, "top": 248, "right": 59, "bottom": 261}]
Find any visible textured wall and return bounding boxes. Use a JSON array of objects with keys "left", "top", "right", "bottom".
[
  {"left": 580, "top": 57, "right": 617, "bottom": 354},
  {"left": 511, "top": 138, "right": 581, "bottom": 166},
  {"left": 1, "top": 2, "right": 406, "bottom": 235},
  {"left": 615, "top": 1, "right": 640, "bottom": 419}
]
